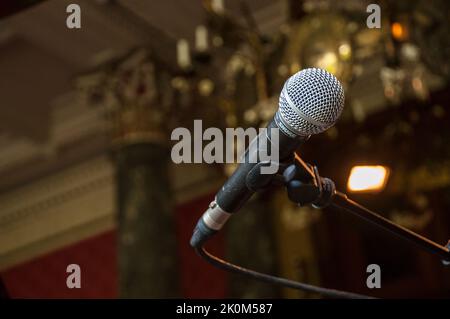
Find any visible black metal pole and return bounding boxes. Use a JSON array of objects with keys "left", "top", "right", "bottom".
[{"left": 331, "top": 191, "right": 450, "bottom": 263}]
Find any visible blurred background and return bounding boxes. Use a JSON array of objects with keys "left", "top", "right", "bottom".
[{"left": 1, "top": 0, "right": 450, "bottom": 298}]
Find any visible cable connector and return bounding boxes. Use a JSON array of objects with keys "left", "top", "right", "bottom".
[
  {"left": 190, "top": 217, "right": 217, "bottom": 248},
  {"left": 190, "top": 200, "right": 231, "bottom": 248}
]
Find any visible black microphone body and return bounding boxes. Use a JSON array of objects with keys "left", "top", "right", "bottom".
[
  {"left": 216, "top": 118, "right": 307, "bottom": 213},
  {"left": 190, "top": 118, "right": 303, "bottom": 247}
]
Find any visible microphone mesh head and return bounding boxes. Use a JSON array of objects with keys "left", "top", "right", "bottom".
[{"left": 278, "top": 68, "right": 345, "bottom": 137}]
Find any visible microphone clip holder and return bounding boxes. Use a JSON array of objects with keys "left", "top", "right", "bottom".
[
  {"left": 282, "top": 154, "right": 335, "bottom": 208},
  {"left": 283, "top": 153, "right": 450, "bottom": 265}
]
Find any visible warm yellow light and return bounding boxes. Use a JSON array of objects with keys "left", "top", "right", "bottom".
[
  {"left": 338, "top": 43, "right": 351, "bottom": 60},
  {"left": 315, "top": 52, "right": 338, "bottom": 75},
  {"left": 391, "top": 22, "right": 407, "bottom": 41},
  {"left": 347, "top": 166, "right": 389, "bottom": 192}
]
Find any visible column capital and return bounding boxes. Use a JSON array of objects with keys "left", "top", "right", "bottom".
[{"left": 76, "top": 49, "right": 174, "bottom": 148}]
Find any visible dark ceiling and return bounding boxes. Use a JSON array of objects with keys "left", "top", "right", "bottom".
[{"left": 0, "top": 0, "right": 275, "bottom": 141}]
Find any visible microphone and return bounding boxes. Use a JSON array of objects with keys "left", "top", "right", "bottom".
[{"left": 190, "top": 68, "right": 345, "bottom": 247}]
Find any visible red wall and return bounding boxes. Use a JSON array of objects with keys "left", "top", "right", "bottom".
[
  {"left": 1, "top": 231, "right": 117, "bottom": 298},
  {"left": 1, "top": 193, "right": 227, "bottom": 298}
]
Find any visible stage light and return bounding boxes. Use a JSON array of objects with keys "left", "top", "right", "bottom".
[{"left": 347, "top": 165, "right": 389, "bottom": 192}]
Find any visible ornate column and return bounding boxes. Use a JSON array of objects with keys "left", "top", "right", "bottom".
[
  {"left": 79, "top": 49, "right": 179, "bottom": 297},
  {"left": 113, "top": 53, "right": 179, "bottom": 298},
  {"left": 116, "top": 146, "right": 176, "bottom": 297}
]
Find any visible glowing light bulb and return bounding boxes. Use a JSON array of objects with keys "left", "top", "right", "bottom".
[
  {"left": 391, "top": 22, "right": 407, "bottom": 41},
  {"left": 347, "top": 166, "right": 389, "bottom": 192}
]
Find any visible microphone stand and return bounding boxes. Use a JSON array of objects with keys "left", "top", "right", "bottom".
[{"left": 283, "top": 153, "right": 450, "bottom": 264}]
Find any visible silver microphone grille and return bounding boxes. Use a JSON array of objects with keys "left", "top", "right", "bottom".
[{"left": 277, "top": 68, "right": 345, "bottom": 137}]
